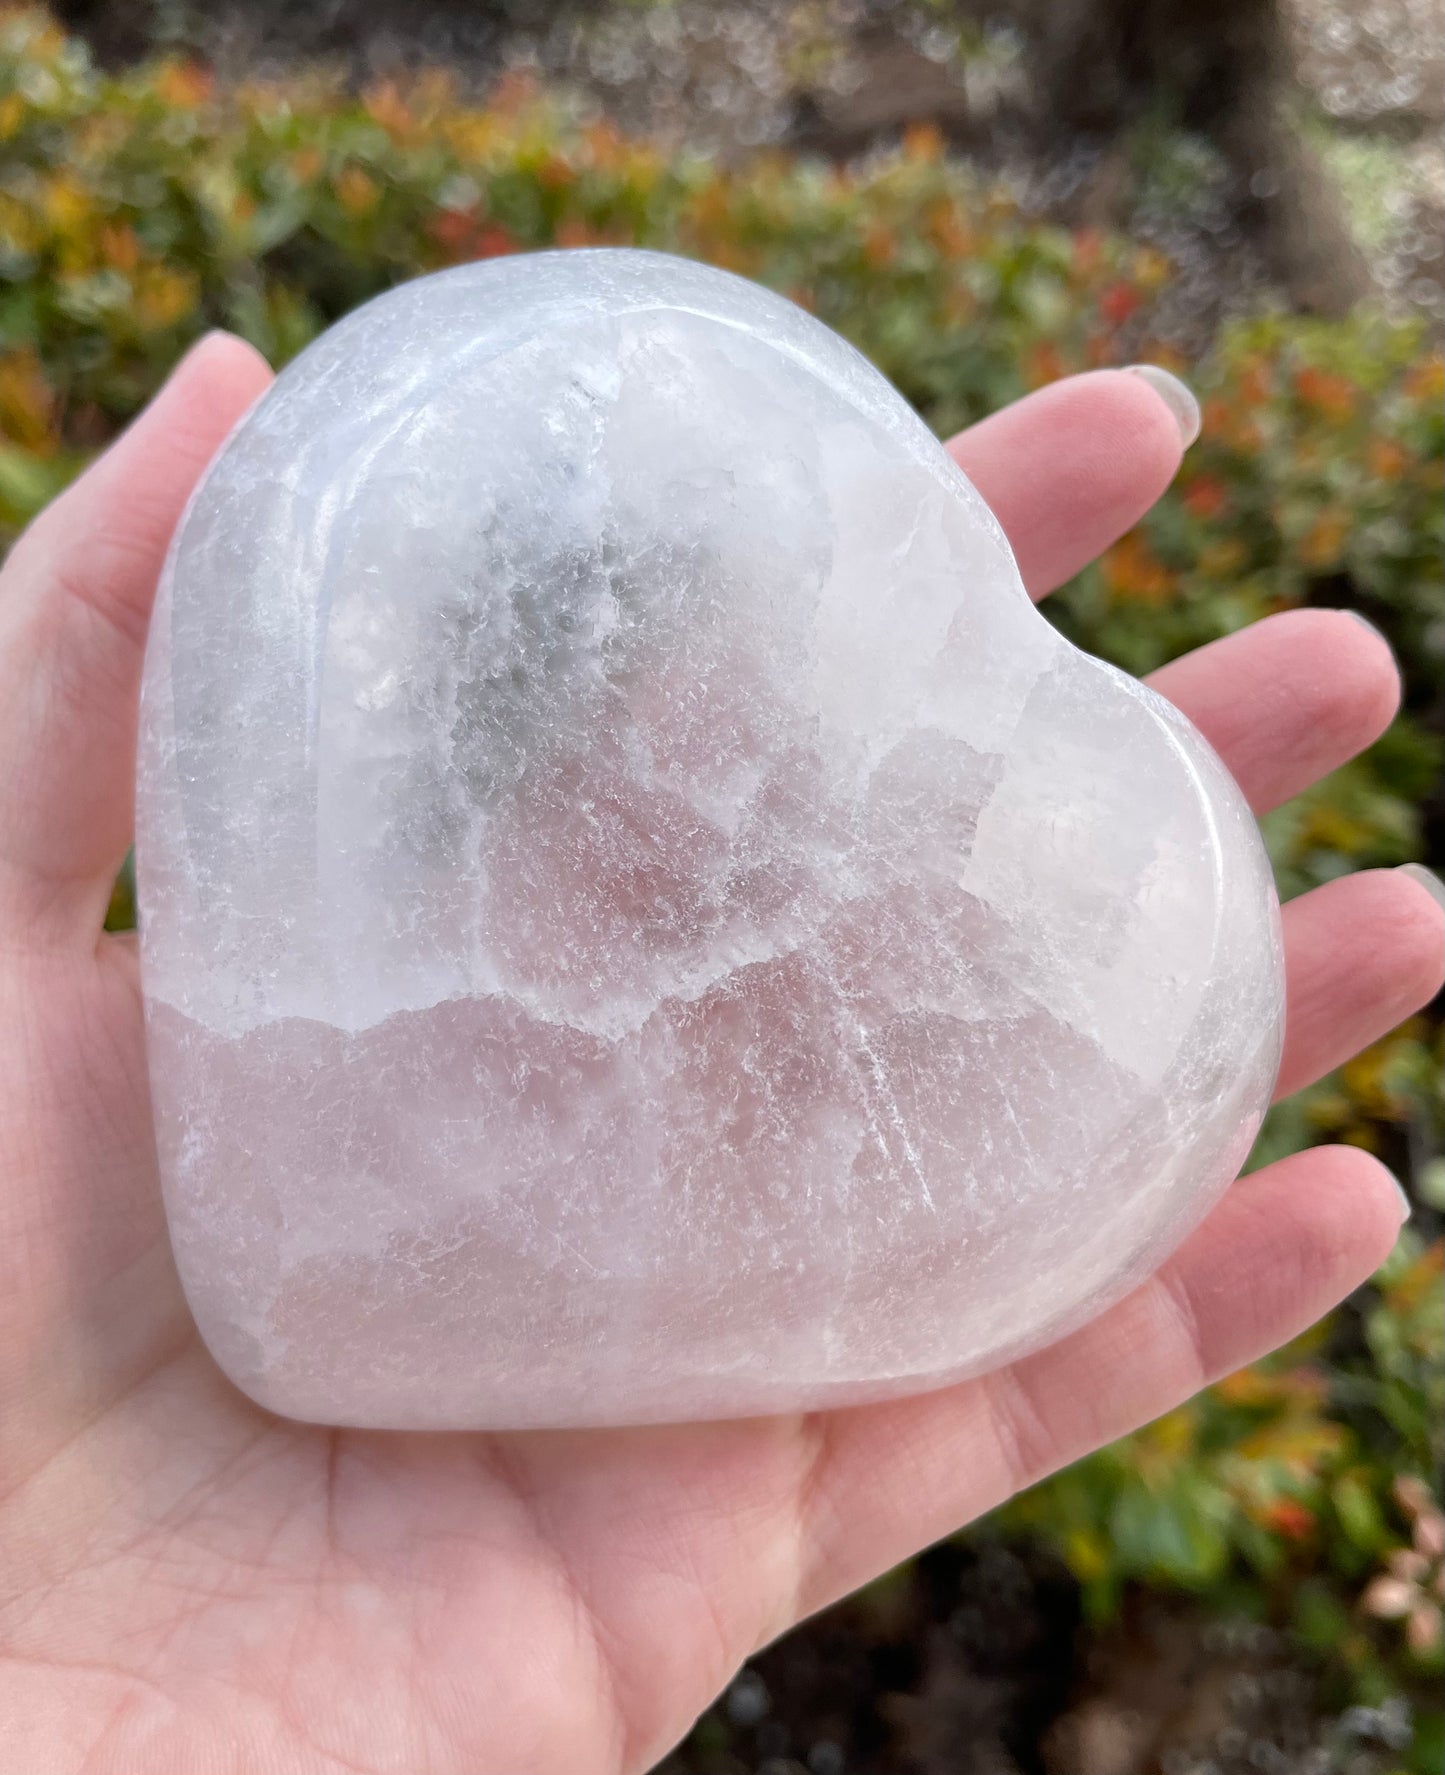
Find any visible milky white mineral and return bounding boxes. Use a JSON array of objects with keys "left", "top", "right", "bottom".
[{"left": 138, "top": 248, "right": 1284, "bottom": 1430}]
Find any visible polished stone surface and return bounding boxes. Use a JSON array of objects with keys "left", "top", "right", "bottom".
[{"left": 138, "top": 249, "right": 1284, "bottom": 1429}]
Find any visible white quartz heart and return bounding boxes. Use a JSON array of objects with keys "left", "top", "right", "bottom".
[{"left": 138, "top": 248, "right": 1284, "bottom": 1430}]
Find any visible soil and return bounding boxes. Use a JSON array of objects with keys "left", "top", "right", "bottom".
[{"left": 656, "top": 1538, "right": 1401, "bottom": 1775}]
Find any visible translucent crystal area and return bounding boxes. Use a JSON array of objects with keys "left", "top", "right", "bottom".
[{"left": 137, "top": 249, "right": 1285, "bottom": 1429}]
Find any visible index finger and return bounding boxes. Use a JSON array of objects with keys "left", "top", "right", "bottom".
[{"left": 946, "top": 367, "right": 1191, "bottom": 599}]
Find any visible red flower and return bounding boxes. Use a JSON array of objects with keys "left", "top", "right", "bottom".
[
  {"left": 428, "top": 208, "right": 478, "bottom": 255},
  {"left": 473, "top": 224, "right": 516, "bottom": 260},
  {"left": 426, "top": 211, "right": 516, "bottom": 262},
  {"left": 1182, "top": 475, "right": 1228, "bottom": 520},
  {"left": 1262, "top": 1499, "right": 1316, "bottom": 1542},
  {"left": 1099, "top": 280, "right": 1141, "bottom": 326}
]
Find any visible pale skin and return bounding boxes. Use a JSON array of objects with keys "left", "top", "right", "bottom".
[{"left": 0, "top": 334, "right": 1441, "bottom": 1775}]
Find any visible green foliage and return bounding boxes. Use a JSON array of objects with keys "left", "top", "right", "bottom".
[
  {"left": 2, "top": 4, "right": 1441, "bottom": 1745},
  {"left": 1003, "top": 1235, "right": 1445, "bottom": 1764}
]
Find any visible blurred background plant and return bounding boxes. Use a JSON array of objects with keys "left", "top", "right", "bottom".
[{"left": 1, "top": 5, "right": 1440, "bottom": 1770}]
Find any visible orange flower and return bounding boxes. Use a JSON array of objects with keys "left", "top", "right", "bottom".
[
  {"left": 1214, "top": 1367, "right": 1274, "bottom": 1406},
  {"left": 1198, "top": 539, "right": 1247, "bottom": 580},
  {"left": 235, "top": 79, "right": 288, "bottom": 124},
  {"left": 554, "top": 215, "right": 599, "bottom": 250},
  {"left": 488, "top": 69, "right": 539, "bottom": 118},
  {"left": 698, "top": 238, "right": 755, "bottom": 276},
  {"left": 40, "top": 171, "right": 91, "bottom": 236},
  {"left": 942, "top": 285, "right": 976, "bottom": 328},
  {"left": 1298, "top": 509, "right": 1349, "bottom": 569},
  {"left": 333, "top": 165, "right": 380, "bottom": 217},
  {"left": 1215, "top": 1363, "right": 1326, "bottom": 1408},
  {"left": 1383, "top": 1239, "right": 1443, "bottom": 1315},
  {"left": 1236, "top": 355, "right": 1274, "bottom": 406},
  {"left": 1025, "top": 341, "right": 1065, "bottom": 390},
  {"left": 861, "top": 221, "right": 896, "bottom": 269},
  {"left": 1130, "top": 245, "right": 1172, "bottom": 292},
  {"left": 98, "top": 221, "right": 140, "bottom": 272},
  {"left": 687, "top": 180, "right": 731, "bottom": 234},
  {"left": 1293, "top": 365, "right": 1357, "bottom": 424},
  {"left": 443, "top": 112, "right": 501, "bottom": 162},
  {"left": 1366, "top": 437, "right": 1408, "bottom": 480},
  {"left": 1143, "top": 342, "right": 1189, "bottom": 377},
  {"left": 1182, "top": 474, "right": 1228, "bottom": 520},
  {"left": 154, "top": 60, "right": 213, "bottom": 110},
  {"left": 131, "top": 263, "right": 199, "bottom": 331},
  {"left": 0, "top": 349, "right": 56, "bottom": 452},
  {"left": 1200, "top": 396, "right": 1231, "bottom": 440},
  {"left": 1401, "top": 357, "right": 1444, "bottom": 404},
  {"left": 583, "top": 119, "right": 623, "bottom": 172},
  {"left": 1103, "top": 531, "right": 1172, "bottom": 605},
  {"left": 902, "top": 121, "right": 944, "bottom": 164},
  {"left": 536, "top": 152, "right": 575, "bottom": 192},
  {"left": 364, "top": 79, "right": 414, "bottom": 142},
  {"left": 926, "top": 197, "right": 973, "bottom": 262},
  {"left": 1084, "top": 331, "right": 1113, "bottom": 368}
]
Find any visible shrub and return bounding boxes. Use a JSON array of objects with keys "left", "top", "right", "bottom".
[{"left": 1003, "top": 1233, "right": 1444, "bottom": 1743}]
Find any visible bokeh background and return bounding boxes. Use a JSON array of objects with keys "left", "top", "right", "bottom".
[{"left": 1, "top": 2, "right": 1440, "bottom": 1770}]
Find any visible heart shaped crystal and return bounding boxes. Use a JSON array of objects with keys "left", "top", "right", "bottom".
[{"left": 138, "top": 249, "right": 1284, "bottom": 1430}]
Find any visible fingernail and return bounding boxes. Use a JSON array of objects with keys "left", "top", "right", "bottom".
[
  {"left": 1344, "top": 609, "right": 1391, "bottom": 647},
  {"left": 183, "top": 328, "right": 249, "bottom": 364},
  {"left": 1124, "top": 364, "right": 1202, "bottom": 448},
  {"left": 170, "top": 330, "right": 228, "bottom": 376},
  {"left": 1396, "top": 862, "right": 1445, "bottom": 912},
  {"left": 1391, "top": 1176, "right": 1413, "bottom": 1225}
]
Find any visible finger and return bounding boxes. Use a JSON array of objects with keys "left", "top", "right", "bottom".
[
  {"left": 1146, "top": 609, "right": 1401, "bottom": 814},
  {"left": 1276, "top": 867, "right": 1445, "bottom": 1100},
  {"left": 0, "top": 332, "right": 273, "bottom": 937},
  {"left": 793, "top": 1142, "right": 1405, "bottom": 1619},
  {"left": 947, "top": 367, "right": 1188, "bottom": 599}
]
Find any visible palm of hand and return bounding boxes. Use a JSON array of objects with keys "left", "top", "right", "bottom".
[{"left": 1, "top": 337, "right": 1439, "bottom": 1775}]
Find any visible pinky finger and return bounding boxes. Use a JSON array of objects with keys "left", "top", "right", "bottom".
[
  {"left": 793, "top": 1144, "right": 1406, "bottom": 1619},
  {"left": 1277, "top": 868, "right": 1445, "bottom": 1101}
]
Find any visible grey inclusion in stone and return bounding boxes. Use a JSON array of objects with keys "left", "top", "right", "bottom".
[{"left": 137, "top": 248, "right": 1284, "bottom": 1430}]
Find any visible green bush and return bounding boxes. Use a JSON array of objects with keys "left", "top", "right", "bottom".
[
  {"left": 1002, "top": 1235, "right": 1445, "bottom": 1709},
  {"left": 2, "top": 6, "right": 1441, "bottom": 1751}
]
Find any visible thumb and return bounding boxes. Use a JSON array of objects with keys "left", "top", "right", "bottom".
[{"left": 0, "top": 332, "right": 273, "bottom": 941}]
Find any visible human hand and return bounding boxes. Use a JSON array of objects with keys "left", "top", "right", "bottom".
[{"left": 1, "top": 335, "right": 1439, "bottom": 1775}]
